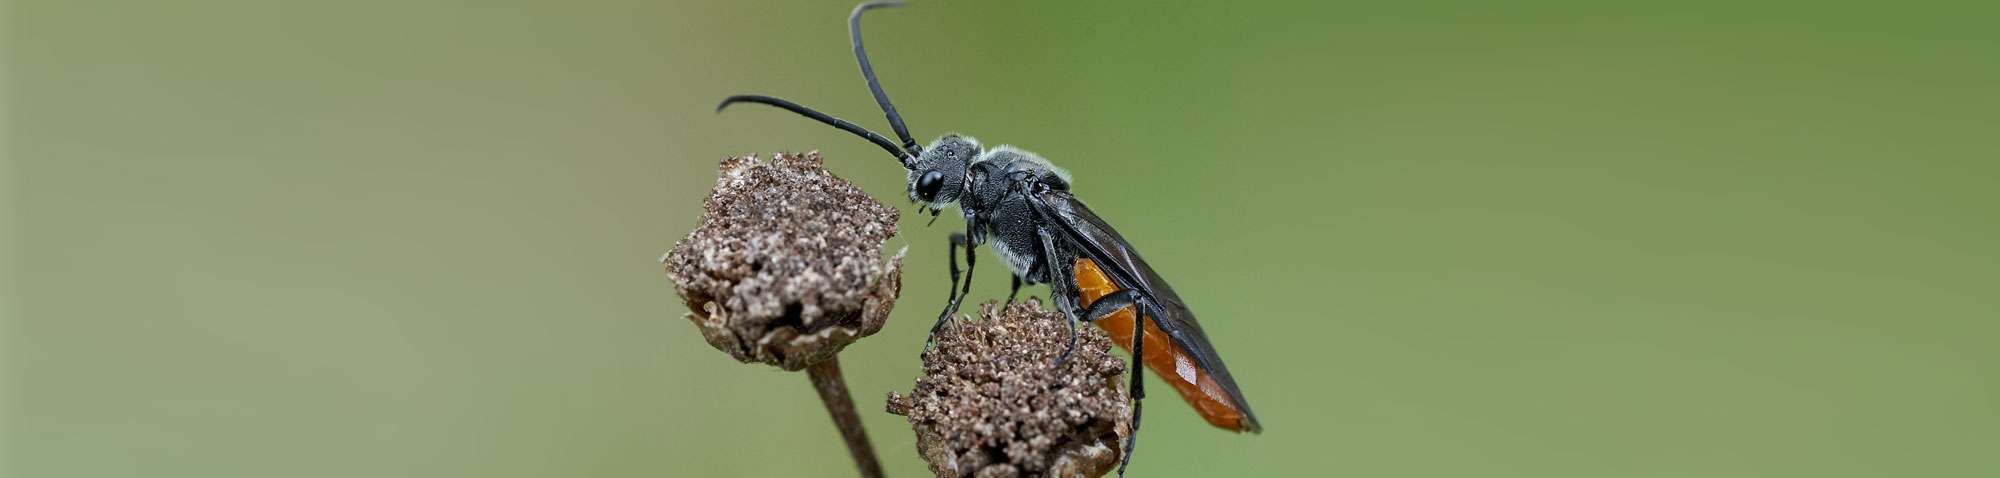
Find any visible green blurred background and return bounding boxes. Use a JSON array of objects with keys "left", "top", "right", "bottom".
[{"left": 6, "top": 0, "right": 1997, "bottom": 476}]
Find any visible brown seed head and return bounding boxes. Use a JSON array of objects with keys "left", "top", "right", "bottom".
[
  {"left": 664, "top": 152, "right": 904, "bottom": 371},
  {"left": 887, "top": 300, "right": 1132, "bottom": 478}
]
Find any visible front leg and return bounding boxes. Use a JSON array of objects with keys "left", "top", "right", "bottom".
[
  {"left": 1007, "top": 275, "right": 1024, "bottom": 305},
  {"left": 923, "top": 232, "right": 971, "bottom": 349},
  {"left": 925, "top": 219, "right": 982, "bottom": 349},
  {"left": 956, "top": 220, "right": 978, "bottom": 311}
]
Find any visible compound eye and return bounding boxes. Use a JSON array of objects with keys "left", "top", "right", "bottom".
[{"left": 916, "top": 171, "right": 946, "bottom": 202}]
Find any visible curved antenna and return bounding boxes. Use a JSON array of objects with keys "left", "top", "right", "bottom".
[
  {"left": 850, "top": 1, "right": 921, "bottom": 155},
  {"left": 718, "top": 95, "right": 917, "bottom": 169}
]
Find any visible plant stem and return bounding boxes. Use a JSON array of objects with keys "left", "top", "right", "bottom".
[{"left": 807, "top": 356, "right": 884, "bottom": 478}]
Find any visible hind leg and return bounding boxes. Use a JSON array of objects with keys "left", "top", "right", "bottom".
[{"left": 1070, "top": 288, "right": 1147, "bottom": 476}]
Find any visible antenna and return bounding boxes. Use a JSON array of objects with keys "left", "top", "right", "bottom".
[
  {"left": 850, "top": 1, "right": 921, "bottom": 155},
  {"left": 717, "top": 95, "right": 917, "bottom": 169}
]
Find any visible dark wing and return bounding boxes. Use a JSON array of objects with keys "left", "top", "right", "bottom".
[{"left": 1026, "top": 188, "right": 1261, "bottom": 430}]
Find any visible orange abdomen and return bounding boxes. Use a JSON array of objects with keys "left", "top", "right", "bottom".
[{"left": 1073, "top": 258, "right": 1253, "bottom": 432}]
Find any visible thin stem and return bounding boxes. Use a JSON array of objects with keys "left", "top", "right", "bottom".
[{"left": 807, "top": 356, "right": 884, "bottom": 478}]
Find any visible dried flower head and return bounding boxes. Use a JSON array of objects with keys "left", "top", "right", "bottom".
[
  {"left": 888, "top": 300, "right": 1133, "bottom": 478},
  {"left": 665, "top": 152, "right": 904, "bottom": 371}
]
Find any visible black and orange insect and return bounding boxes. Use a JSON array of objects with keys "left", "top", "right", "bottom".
[{"left": 717, "top": 2, "right": 1260, "bottom": 473}]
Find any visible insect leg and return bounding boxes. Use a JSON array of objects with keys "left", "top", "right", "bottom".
[
  {"left": 1117, "top": 297, "right": 1149, "bottom": 477},
  {"left": 954, "top": 220, "right": 978, "bottom": 313},
  {"left": 1062, "top": 288, "right": 1138, "bottom": 365},
  {"left": 1038, "top": 230, "right": 1086, "bottom": 365},
  {"left": 1079, "top": 289, "right": 1139, "bottom": 323},
  {"left": 1007, "top": 275, "right": 1024, "bottom": 305},
  {"left": 923, "top": 232, "right": 970, "bottom": 349}
]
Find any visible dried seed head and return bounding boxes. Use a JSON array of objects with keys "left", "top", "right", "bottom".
[
  {"left": 665, "top": 152, "right": 904, "bottom": 371},
  {"left": 887, "top": 300, "right": 1132, "bottom": 478}
]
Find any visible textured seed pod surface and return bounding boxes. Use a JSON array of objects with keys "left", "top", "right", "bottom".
[
  {"left": 665, "top": 152, "right": 903, "bottom": 371},
  {"left": 888, "top": 300, "right": 1132, "bottom": 478}
]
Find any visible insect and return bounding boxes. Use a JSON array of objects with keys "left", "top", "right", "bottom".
[{"left": 717, "top": 2, "right": 1261, "bottom": 473}]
